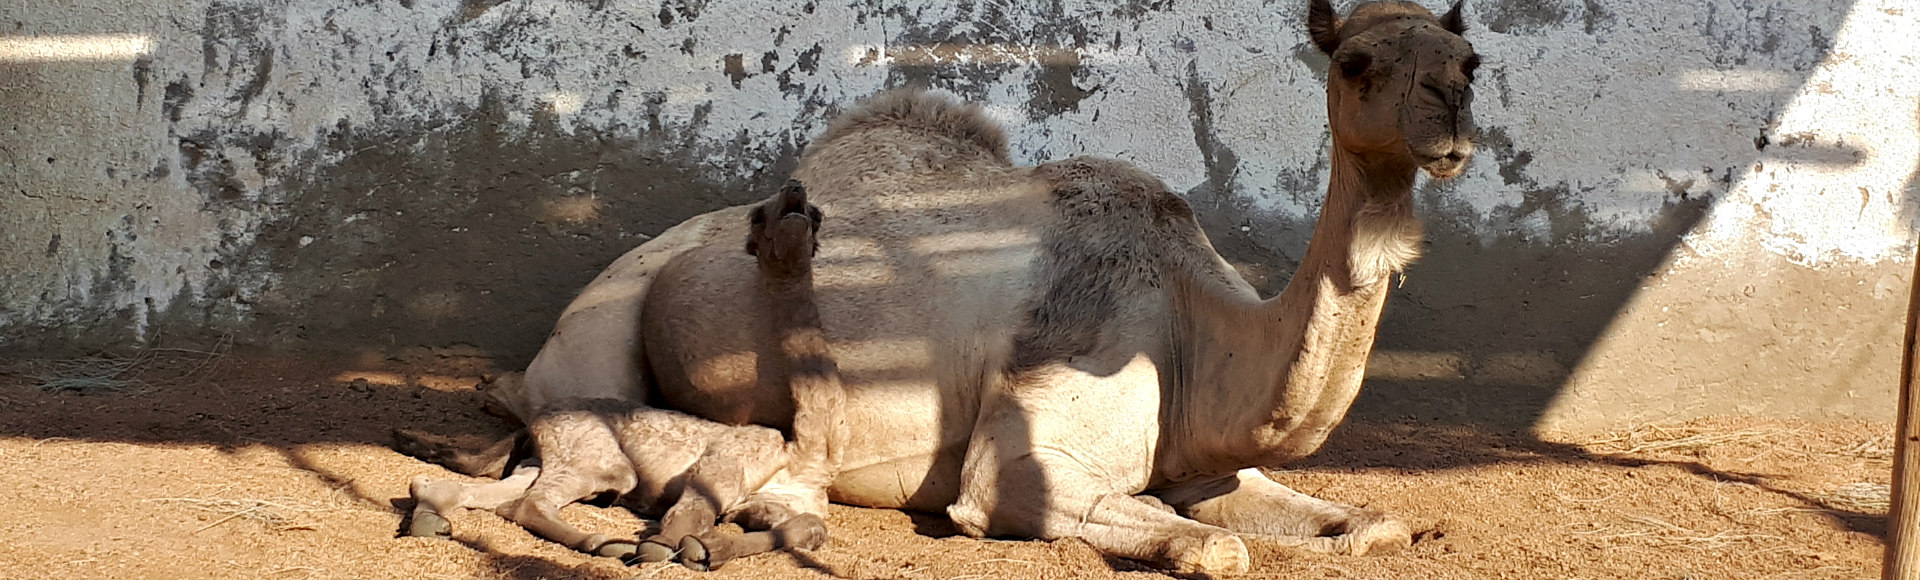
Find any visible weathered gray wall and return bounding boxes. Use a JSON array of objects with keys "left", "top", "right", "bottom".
[{"left": 2, "top": 0, "right": 1915, "bottom": 431}]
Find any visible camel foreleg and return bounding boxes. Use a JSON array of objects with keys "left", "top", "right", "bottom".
[{"left": 942, "top": 384, "right": 1251, "bottom": 574}]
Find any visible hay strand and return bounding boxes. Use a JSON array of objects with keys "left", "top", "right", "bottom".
[
  {"left": 34, "top": 355, "right": 147, "bottom": 393},
  {"left": 1583, "top": 423, "right": 1786, "bottom": 455},
  {"left": 1580, "top": 514, "right": 1784, "bottom": 550},
  {"left": 144, "top": 496, "right": 333, "bottom": 533},
  {"left": 28, "top": 337, "right": 232, "bottom": 394}
]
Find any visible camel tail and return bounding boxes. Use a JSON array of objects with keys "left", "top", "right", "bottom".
[{"left": 810, "top": 89, "right": 1012, "bottom": 166}]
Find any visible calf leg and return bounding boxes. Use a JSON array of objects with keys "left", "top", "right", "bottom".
[
  {"left": 496, "top": 413, "right": 642, "bottom": 559},
  {"left": 680, "top": 512, "right": 828, "bottom": 572},
  {"left": 495, "top": 466, "right": 641, "bottom": 559},
  {"left": 406, "top": 461, "right": 541, "bottom": 539},
  {"left": 1154, "top": 468, "right": 1411, "bottom": 556},
  {"left": 648, "top": 430, "right": 812, "bottom": 570},
  {"left": 633, "top": 482, "right": 721, "bottom": 564}
]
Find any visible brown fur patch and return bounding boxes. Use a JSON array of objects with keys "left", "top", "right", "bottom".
[
  {"left": 1007, "top": 158, "right": 1200, "bottom": 373},
  {"left": 1330, "top": 1, "right": 1445, "bottom": 47}
]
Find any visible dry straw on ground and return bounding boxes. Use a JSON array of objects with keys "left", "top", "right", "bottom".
[
  {"left": 28, "top": 336, "right": 232, "bottom": 394},
  {"left": 1582, "top": 423, "right": 1785, "bottom": 455},
  {"left": 1574, "top": 514, "right": 1785, "bottom": 550},
  {"left": 143, "top": 496, "right": 331, "bottom": 533}
]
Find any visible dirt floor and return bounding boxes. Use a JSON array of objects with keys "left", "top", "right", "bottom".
[{"left": 0, "top": 349, "right": 1890, "bottom": 580}]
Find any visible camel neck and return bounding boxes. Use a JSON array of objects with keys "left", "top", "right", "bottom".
[
  {"left": 1160, "top": 147, "right": 1417, "bottom": 481},
  {"left": 759, "top": 271, "right": 817, "bottom": 310}
]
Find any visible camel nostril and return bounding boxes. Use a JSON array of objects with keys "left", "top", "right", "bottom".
[{"left": 1443, "top": 151, "right": 1465, "bottom": 162}]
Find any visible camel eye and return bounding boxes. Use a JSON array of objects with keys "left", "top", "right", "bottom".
[{"left": 1336, "top": 52, "right": 1372, "bottom": 78}]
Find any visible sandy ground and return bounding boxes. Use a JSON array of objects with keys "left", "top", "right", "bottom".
[{"left": 0, "top": 350, "right": 1889, "bottom": 580}]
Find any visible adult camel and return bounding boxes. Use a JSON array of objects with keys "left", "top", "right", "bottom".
[{"left": 416, "top": 0, "right": 1477, "bottom": 572}]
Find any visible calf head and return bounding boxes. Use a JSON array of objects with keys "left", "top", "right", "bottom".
[{"left": 745, "top": 179, "right": 825, "bottom": 276}]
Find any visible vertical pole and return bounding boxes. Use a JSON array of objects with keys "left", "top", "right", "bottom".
[{"left": 1887, "top": 249, "right": 1920, "bottom": 580}]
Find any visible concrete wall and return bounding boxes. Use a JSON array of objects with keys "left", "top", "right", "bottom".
[{"left": 2, "top": 0, "right": 1914, "bottom": 432}]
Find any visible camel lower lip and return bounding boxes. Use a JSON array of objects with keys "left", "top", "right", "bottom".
[{"left": 1423, "top": 161, "right": 1466, "bottom": 179}]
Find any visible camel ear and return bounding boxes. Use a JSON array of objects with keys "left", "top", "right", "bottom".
[
  {"left": 1308, "top": 0, "right": 1343, "bottom": 54},
  {"left": 745, "top": 207, "right": 766, "bottom": 255},
  {"left": 1440, "top": 0, "right": 1467, "bottom": 35}
]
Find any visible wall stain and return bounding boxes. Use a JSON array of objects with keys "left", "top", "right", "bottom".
[
  {"left": 724, "top": 53, "right": 748, "bottom": 88},
  {"left": 133, "top": 56, "right": 154, "bottom": 108},
  {"left": 1481, "top": 0, "right": 1571, "bottom": 34},
  {"left": 1181, "top": 60, "right": 1240, "bottom": 210},
  {"left": 1581, "top": 0, "right": 1615, "bottom": 34}
]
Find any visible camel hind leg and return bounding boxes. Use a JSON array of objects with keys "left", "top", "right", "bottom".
[
  {"left": 1153, "top": 468, "right": 1412, "bottom": 556},
  {"left": 391, "top": 427, "right": 527, "bottom": 479}
]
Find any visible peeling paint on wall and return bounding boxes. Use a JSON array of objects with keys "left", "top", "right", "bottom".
[{"left": 1, "top": 0, "right": 1915, "bottom": 429}]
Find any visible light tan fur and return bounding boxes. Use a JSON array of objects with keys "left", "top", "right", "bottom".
[
  {"left": 407, "top": 0, "right": 1478, "bottom": 573},
  {"left": 403, "top": 187, "right": 843, "bottom": 571}
]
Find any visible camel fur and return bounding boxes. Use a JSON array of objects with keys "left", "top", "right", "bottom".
[
  {"left": 403, "top": 0, "right": 1478, "bottom": 573},
  {"left": 403, "top": 183, "right": 842, "bottom": 571}
]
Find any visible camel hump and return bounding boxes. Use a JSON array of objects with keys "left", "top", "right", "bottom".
[
  {"left": 810, "top": 89, "right": 1011, "bottom": 165},
  {"left": 1035, "top": 157, "right": 1193, "bottom": 226}
]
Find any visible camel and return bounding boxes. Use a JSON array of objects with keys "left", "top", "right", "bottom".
[
  {"left": 403, "top": 0, "right": 1477, "bottom": 573},
  {"left": 402, "top": 182, "right": 842, "bottom": 571}
]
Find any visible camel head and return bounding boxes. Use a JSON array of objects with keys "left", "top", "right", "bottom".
[
  {"left": 1310, "top": 0, "right": 1478, "bottom": 180},
  {"left": 745, "top": 179, "right": 824, "bottom": 276}
]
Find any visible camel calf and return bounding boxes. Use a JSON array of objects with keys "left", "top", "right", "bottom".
[{"left": 404, "top": 182, "right": 843, "bottom": 571}]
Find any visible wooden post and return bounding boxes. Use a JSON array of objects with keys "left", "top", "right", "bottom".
[{"left": 1888, "top": 250, "right": 1920, "bottom": 580}]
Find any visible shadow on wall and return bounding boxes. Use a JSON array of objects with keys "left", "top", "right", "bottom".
[{"left": 151, "top": 93, "right": 809, "bottom": 365}]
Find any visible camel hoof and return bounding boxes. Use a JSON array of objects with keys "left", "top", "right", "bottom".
[
  {"left": 632, "top": 539, "right": 677, "bottom": 564},
  {"left": 1176, "top": 534, "right": 1249, "bottom": 575},
  {"left": 787, "top": 514, "right": 829, "bottom": 551},
  {"left": 594, "top": 540, "right": 639, "bottom": 560},
  {"left": 1347, "top": 517, "right": 1413, "bottom": 556},
  {"left": 407, "top": 511, "right": 452, "bottom": 539},
  {"left": 678, "top": 534, "right": 727, "bottom": 572}
]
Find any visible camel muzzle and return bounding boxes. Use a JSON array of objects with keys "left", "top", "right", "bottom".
[{"left": 1419, "top": 146, "right": 1471, "bottom": 180}]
